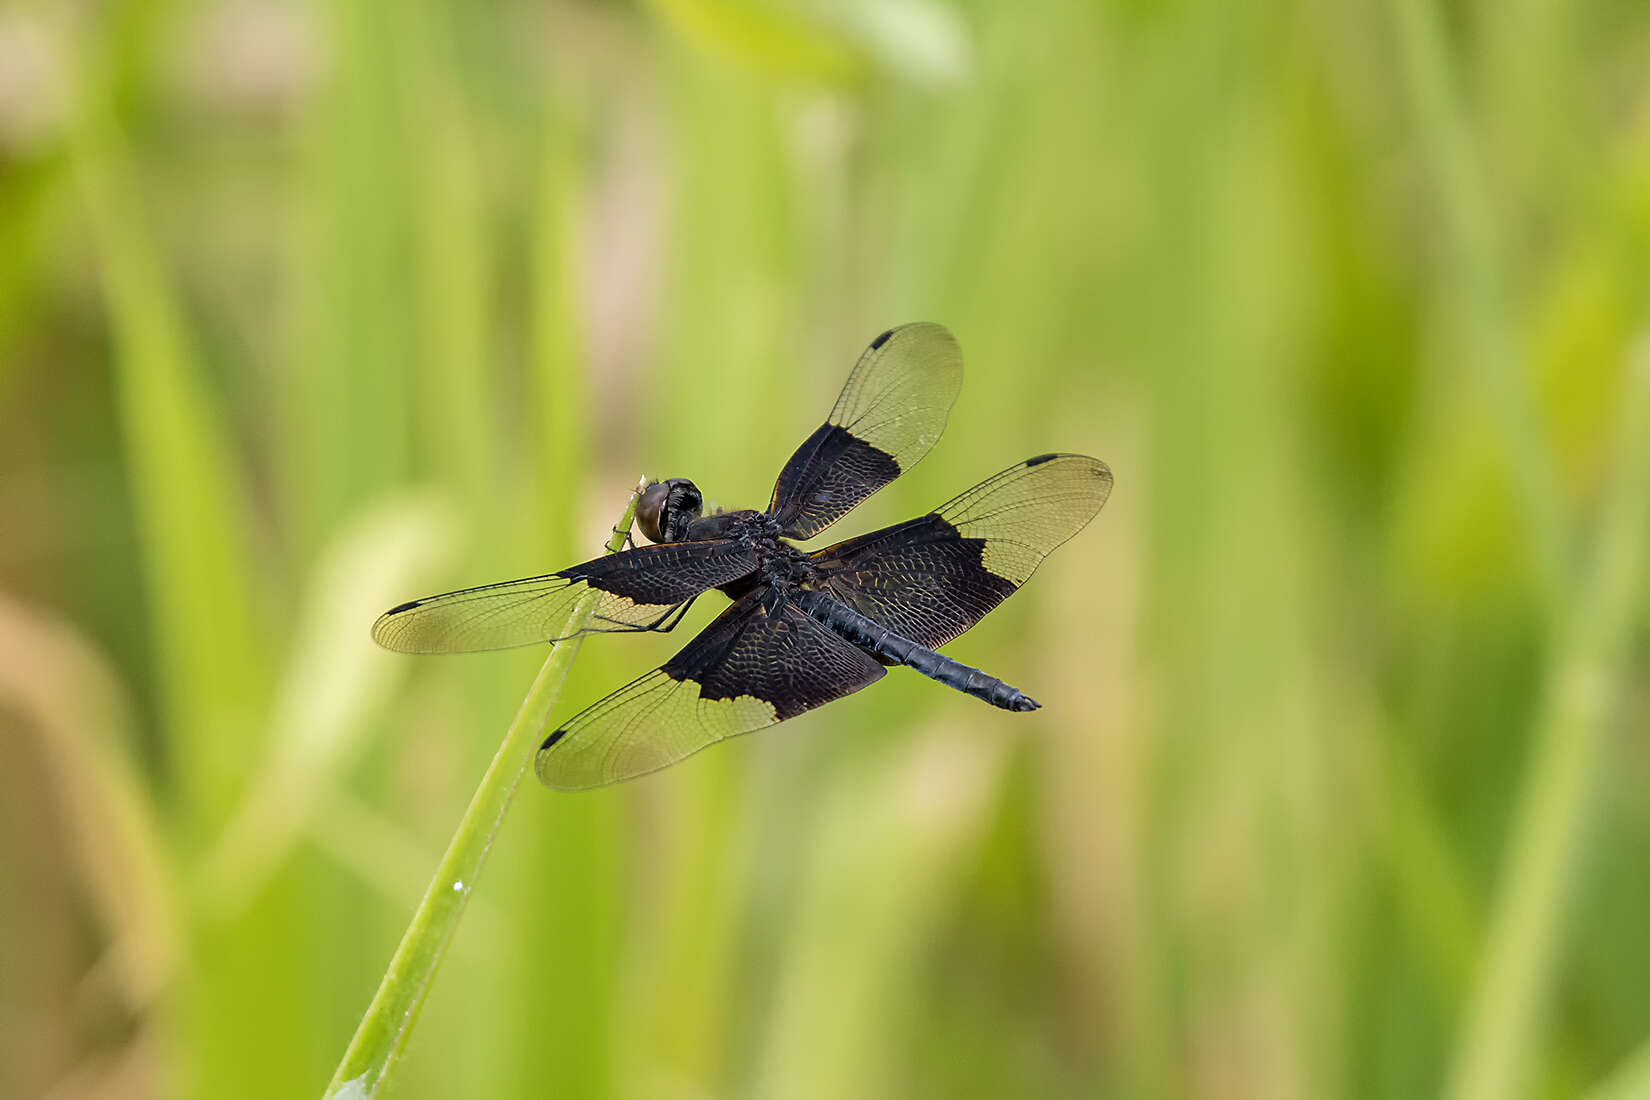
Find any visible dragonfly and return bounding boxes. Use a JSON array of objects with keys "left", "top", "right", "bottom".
[{"left": 373, "top": 323, "right": 1112, "bottom": 790}]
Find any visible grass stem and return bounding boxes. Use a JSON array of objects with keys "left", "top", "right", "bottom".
[
  {"left": 1389, "top": 0, "right": 1575, "bottom": 604},
  {"left": 1445, "top": 350, "right": 1650, "bottom": 1100},
  {"left": 322, "top": 481, "right": 645, "bottom": 1099}
]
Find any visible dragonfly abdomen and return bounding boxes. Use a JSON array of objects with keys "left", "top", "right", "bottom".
[{"left": 791, "top": 589, "right": 1039, "bottom": 712}]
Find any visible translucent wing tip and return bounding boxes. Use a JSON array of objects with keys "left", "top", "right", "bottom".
[
  {"left": 860, "top": 321, "right": 961, "bottom": 369},
  {"left": 1047, "top": 453, "right": 1113, "bottom": 521},
  {"left": 832, "top": 321, "right": 965, "bottom": 458},
  {"left": 876, "top": 321, "right": 962, "bottom": 376},
  {"left": 1017, "top": 451, "right": 1114, "bottom": 493},
  {"left": 371, "top": 602, "right": 422, "bottom": 652},
  {"left": 884, "top": 320, "right": 952, "bottom": 340}
]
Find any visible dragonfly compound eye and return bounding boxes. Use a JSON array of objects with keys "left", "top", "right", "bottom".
[
  {"left": 661, "top": 479, "right": 703, "bottom": 541},
  {"left": 635, "top": 482, "right": 671, "bottom": 543},
  {"left": 637, "top": 478, "right": 702, "bottom": 543}
]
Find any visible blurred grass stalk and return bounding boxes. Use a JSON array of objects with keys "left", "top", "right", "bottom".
[
  {"left": 1390, "top": 0, "right": 1573, "bottom": 604},
  {"left": 1447, "top": 347, "right": 1650, "bottom": 1099},
  {"left": 752, "top": 727, "right": 1008, "bottom": 1099},
  {"left": 63, "top": 5, "right": 271, "bottom": 838},
  {"left": 1587, "top": 1034, "right": 1650, "bottom": 1100},
  {"left": 1390, "top": 0, "right": 1650, "bottom": 1095},
  {"left": 323, "top": 484, "right": 644, "bottom": 1100},
  {"left": 0, "top": 594, "right": 178, "bottom": 1016},
  {"left": 196, "top": 492, "right": 458, "bottom": 917}
]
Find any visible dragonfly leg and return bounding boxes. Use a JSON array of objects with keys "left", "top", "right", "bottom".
[{"left": 649, "top": 596, "right": 698, "bottom": 633}]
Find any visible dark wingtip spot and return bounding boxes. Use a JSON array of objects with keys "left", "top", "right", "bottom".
[
  {"left": 869, "top": 328, "right": 894, "bottom": 350},
  {"left": 1024, "top": 453, "right": 1059, "bottom": 467},
  {"left": 541, "top": 728, "right": 568, "bottom": 751},
  {"left": 385, "top": 599, "right": 421, "bottom": 616}
]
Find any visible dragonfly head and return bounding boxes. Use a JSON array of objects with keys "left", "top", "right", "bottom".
[{"left": 637, "top": 478, "right": 703, "bottom": 543}]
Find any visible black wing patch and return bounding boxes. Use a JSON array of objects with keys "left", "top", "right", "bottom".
[
  {"left": 535, "top": 593, "right": 885, "bottom": 790},
  {"left": 808, "top": 454, "right": 1112, "bottom": 649},
  {"left": 767, "top": 323, "right": 963, "bottom": 540},
  {"left": 371, "top": 540, "right": 759, "bottom": 654}
]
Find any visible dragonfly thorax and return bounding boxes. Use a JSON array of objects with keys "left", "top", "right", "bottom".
[{"left": 754, "top": 539, "right": 814, "bottom": 588}]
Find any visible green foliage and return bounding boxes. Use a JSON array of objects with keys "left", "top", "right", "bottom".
[{"left": 2, "top": 1, "right": 1649, "bottom": 1098}]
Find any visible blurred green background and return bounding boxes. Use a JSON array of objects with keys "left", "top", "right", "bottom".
[{"left": 4, "top": 0, "right": 1650, "bottom": 1097}]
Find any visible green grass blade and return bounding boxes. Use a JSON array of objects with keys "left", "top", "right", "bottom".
[
  {"left": 197, "top": 492, "right": 459, "bottom": 918},
  {"left": 1584, "top": 1035, "right": 1650, "bottom": 1100},
  {"left": 1389, "top": 0, "right": 1574, "bottom": 604},
  {"left": 321, "top": 482, "right": 643, "bottom": 1100},
  {"left": 0, "top": 594, "right": 178, "bottom": 1012},
  {"left": 1445, "top": 351, "right": 1650, "bottom": 1100},
  {"left": 752, "top": 729, "right": 1009, "bottom": 1099},
  {"left": 64, "top": 48, "right": 269, "bottom": 836},
  {"left": 643, "top": 0, "right": 872, "bottom": 85}
]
